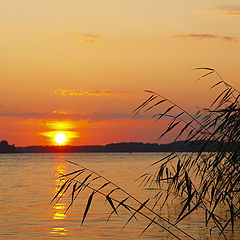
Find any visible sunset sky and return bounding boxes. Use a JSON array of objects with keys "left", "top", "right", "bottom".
[{"left": 0, "top": 0, "right": 240, "bottom": 146}]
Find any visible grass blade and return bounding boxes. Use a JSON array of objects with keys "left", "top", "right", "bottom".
[{"left": 81, "top": 191, "right": 95, "bottom": 225}]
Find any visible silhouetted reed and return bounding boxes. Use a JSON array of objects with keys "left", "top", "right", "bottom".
[{"left": 52, "top": 68, "right": 240, "bottom": 239}]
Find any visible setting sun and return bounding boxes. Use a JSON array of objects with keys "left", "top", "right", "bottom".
[{"left": 55, "top": 132, "right": 67, "bottom": 145}]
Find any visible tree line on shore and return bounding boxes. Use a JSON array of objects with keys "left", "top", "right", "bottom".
[{"left": 1, "top": 139, "right": 237, "bottom": 153}]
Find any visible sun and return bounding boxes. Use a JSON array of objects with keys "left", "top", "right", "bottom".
[{"left": 54, "top": 132, "right": 67, "bottom": 145}]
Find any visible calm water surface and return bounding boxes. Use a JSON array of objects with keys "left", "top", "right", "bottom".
[{"left": 0, "top": 153, "right": 239, "bottom": 240}]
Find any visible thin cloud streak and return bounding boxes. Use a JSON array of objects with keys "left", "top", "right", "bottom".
[
  {"left": 225, "top": 12, "right": 240, "bottom": 16},
  {"left": 49, "top": 89, "right": 141, "bottom": 98},
  {"left": 71, "top": 33, "right": 101, "bottom": 44},
  {"left": 198, "top": 5, "right": 240, "bottom": 16},
  {"left": 0, "top": 111, "right": 151, "bottom": 122},
  {"left": 171, "top": 34, "right": 238, "bottom": 43},
  {"left": 72, "top": 34, "right": 101, "bottom": 38},
  {"left": 70, "top": 34, "right": 157, "bottom": 46}
]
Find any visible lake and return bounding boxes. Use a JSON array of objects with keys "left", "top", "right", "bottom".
[{"left": 0, "top": 153, "right": 239, "bottom": 240}]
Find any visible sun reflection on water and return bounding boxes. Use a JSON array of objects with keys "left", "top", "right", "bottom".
[
  {"left": 50, "top": 227, "right": 67, "bottom": 235},
  {"left": 50, "top": 154, "right": 68, "bottom": 235},
  {"left": 53, "top": 203, "right": 66, "bottom": 220}
]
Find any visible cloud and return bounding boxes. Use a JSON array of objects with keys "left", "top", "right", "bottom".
[
  {"left": 76, "top": 39, "right": 97, "bottom": 44},
  {"left": 0, "top": 112, "right": 50, "bottom": 118},
  {"left": 72, "top": 33, "right": 101, "bottom": 44},
  {"left": 49, "top": 89, "right": 141, "bottom": 98},
  {"left": 225, "top": 12, "right": 240, "bottom": 16},
  {"left": 72, "top": 34, "right": 101, "bottom": 38},
  {"left": 0, "top": 111, "right": 151, "bottom": 123},
  {"left": 70, "top": 34, "right": 158, "bottom": 46},
  {"left": 171, "top": 34, "right": 238, "bottom": 43},
  {"left": 83, "top": 39, "right": 96, "bottom": 43},
  {"left": 198, "top": 5, "right": 240, "bottom": 16}
]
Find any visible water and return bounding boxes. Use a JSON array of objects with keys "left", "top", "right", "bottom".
[{"left": 0, "top": 153, "right": 239, "bottom": 240}]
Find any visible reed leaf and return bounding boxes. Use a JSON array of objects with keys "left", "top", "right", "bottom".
[
  {"left": 81, "top": 191, "right": 95, "bottom": 225},
  {"left": 121, "top": 199, "right": 150, "bottom": 230},
  {"left": 106, "top": 195, "right": 118, "bottom": 215}
]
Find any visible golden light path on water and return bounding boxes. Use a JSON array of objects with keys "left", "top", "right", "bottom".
[{"left": 50, "top": 154, "right": 67, "bottom": 236}]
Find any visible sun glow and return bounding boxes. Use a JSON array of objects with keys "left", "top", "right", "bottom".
[
  {"left": 41, "top": 121, "right": 79, "bottom": 145},
  {"left": 55, "top": 132, "right": 67, "bottom": 144}
]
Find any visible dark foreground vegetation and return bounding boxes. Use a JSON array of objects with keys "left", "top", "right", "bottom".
[
  {"left": 51, "top": 68, "right": 240, "bottom": 239},
  {"left": 52, "top": 68, "right": 240, "bottom": 239}
]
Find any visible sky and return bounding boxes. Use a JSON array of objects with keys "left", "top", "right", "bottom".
[{"left": 0, "top": 0, "right": 240, "bottom": 146}]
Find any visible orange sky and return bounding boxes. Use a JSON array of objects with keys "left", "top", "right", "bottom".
[{"left": 0, "top": 0, "right": 240, "bottom": 146}]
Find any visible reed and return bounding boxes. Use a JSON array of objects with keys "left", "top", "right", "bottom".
[{"left": 51, "top": 68, "right": 240, "bottom": 239}]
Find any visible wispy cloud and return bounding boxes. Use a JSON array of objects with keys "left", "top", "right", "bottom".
[
  {"left": 0, "top": 111, "right": 149, "bottom": 122},
  {"left": 171, "top": 34, "right": 238, "bottom": 43},
  {"left": 226, "top": 12, "right": 240, "bottom": 16},
  {"left": 0, "top": 112, "right": 50, "bottom": 119},
  {"left": 72, "top": 34, "right": 101, "bottom": 38},
  {"left": 49, "top": 89, "right": 141, "bottom": 98},
  {"left": 81, "top": 39, "right": 96, "bottom": 43},
  {"left": 69, "top": 34, "right": 158, "bottom": 46},
  {"left": 198, "top": 5, "right": 240, "bottom": 16},
  {"left": 72, "top": 33, "right": 101, "bottom": 44}
]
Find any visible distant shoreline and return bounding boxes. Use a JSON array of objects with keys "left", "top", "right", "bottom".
[{"left": 0, "top": 140, "right": 225, "bottom": 153}]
